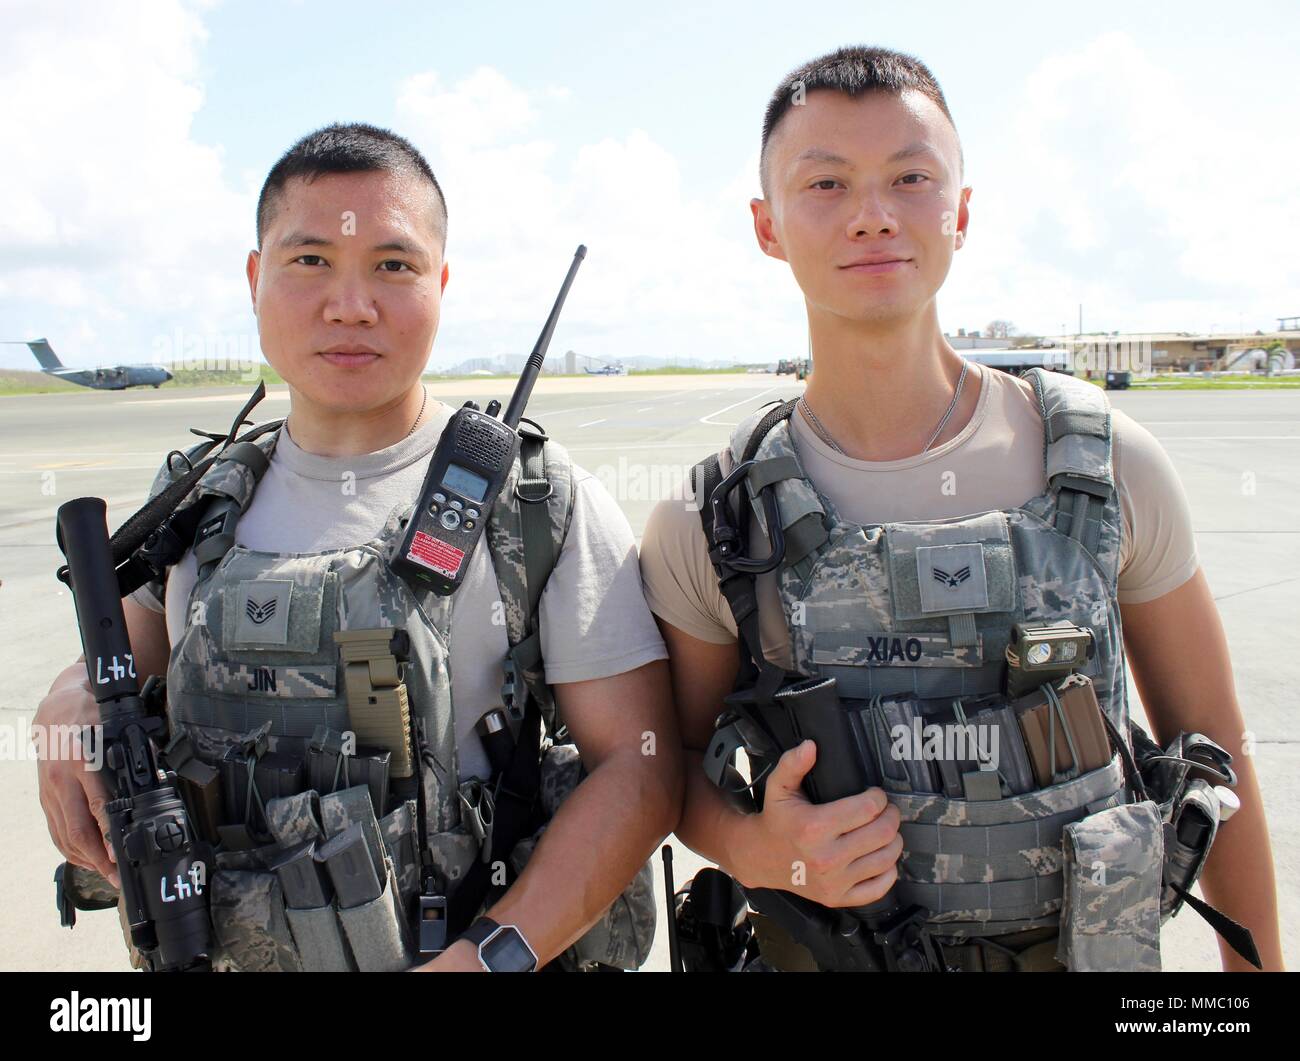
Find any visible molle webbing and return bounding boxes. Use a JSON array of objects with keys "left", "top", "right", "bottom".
[
  {"left": 695, "top": 369, "right": 1132, "bottom": 953},
  {"left": 172, "top": 685, "right": 351, "bottom": 741}
]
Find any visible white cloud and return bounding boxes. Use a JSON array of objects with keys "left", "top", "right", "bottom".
[
  {"left": 396, "top": 68, "right": 538, "bottom": 152},
  {"left": 0, "top": 0, "right": 250, "bottom": 365},
  {"left": 5, "top": 17, "right": 1288, "bottom": 377},
  {"left": 946, "top": 31, "right": 1299, "bottom": 336},
  {"left": 397, "top": 68, "right": 800, "bottom": 365}
]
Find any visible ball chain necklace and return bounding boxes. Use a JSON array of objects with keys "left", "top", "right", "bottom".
[
  {"left": 285, "top": 386, "right": 428, "bottom": 448},
  {"left": 403, "top": 386, "right": 429, "bottom": 441},
  {"left": 798, "top": 360, "right": 972, "bottom": 456}
]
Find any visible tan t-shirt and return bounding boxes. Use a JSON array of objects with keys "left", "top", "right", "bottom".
[
  {"left": 132, "top": 400, "right": 667, "bottom": 781},
  {"left": 640, "top": 367, "right": 1198, "bottom": 668}
]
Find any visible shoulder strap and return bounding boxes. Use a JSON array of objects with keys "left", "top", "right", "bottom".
[
  {"left": 692, "top": 400, "right": 798, "bottom": 701},
  {"left": 188, "top": 429, "right": 282, "bottom": 580},
  {"left": 717, "top": 397, "right": 800, "bottom": 475},
  {"left": 1023, "top": 368, "right": 1115, "bottom": 559},
  {"left": 109, "top": 406, "right": 283, "bottom": 598},
  {"left": 110, "top": 383, "right": 276, "bottom": 565},
  {"left": 485, "top": 421, "right": 575, "bottom": 730},
  {"left": 112, "top": 435, "right": 224, "bottom": 599},
  {"left": 451, "top": 420, "right": 574, "bottom": 937}
]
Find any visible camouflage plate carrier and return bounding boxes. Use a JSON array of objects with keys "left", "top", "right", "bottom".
[
  {"left": 691, "top": 368, "right": 1247, "bottom": 972},
  {"left": 76, "top": 414, "right": 655, "bottom": 972}
]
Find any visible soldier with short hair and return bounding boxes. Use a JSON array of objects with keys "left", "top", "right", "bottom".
[
  {"left": 37, "top": 122, "right": 681, "bottom": 973},
  {"left": 641, "top": 46, "right": 1282, "bottom": 972}
]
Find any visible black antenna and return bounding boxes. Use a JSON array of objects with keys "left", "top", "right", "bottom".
[
  {"left": 661, "top": 844, "right": 683, "bottom": 973},
  {"left": 501, "top": 245, "right": 586, "bottom": 429}
]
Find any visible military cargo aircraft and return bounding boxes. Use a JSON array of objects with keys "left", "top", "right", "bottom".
[{"left": 2, "top": 338, "right": 172, "bottom": 389}]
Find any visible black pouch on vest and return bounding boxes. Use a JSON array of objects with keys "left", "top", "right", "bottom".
[
  {"left": 974, "top": 704, "right": 1037, "bottom": 796},
  {"left": 266, "top": 840, "right": 356, "bottom": 973},
  {"left": 162, "top": 732, "right": 223, "bottom": 844},
  {"left": 221, "top": 746, "right": 306, "bottom": 835},
  {"left": 176, "top": 758, "right": 223, "bottom": 844},
  {"left": 307, "top": 725, "right": 392, "bottom": 816},
  {"left": 876, "top": 698, "right": 940, "bottom": 793}
]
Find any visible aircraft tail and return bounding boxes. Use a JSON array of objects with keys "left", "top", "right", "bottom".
[{"left": 26, "top": 338, "right": 62, "bottom": 370}]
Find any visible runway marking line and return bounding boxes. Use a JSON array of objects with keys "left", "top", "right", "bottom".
[{"left": 699, "top": 385, "right": 787, "bottom": 427}]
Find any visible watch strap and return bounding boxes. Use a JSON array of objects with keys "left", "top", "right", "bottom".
[{"left": 460, "top": 916, "right": 500, "bottom": 948}]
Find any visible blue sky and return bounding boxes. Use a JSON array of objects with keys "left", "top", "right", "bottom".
[{"left": 1, "top": 0, "right": 1296, "bottom": 370}]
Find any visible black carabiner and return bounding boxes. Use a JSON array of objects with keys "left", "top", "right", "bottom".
[{"left": 709, "top": 459, "right": 786, "bottom": 574}]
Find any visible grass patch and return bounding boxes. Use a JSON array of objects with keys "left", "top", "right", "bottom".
[
  {"left": 0, "top": 364, "right": 286, "bottom": 393},
  {"left": 1130, "top": 374, "right": 1300, "bottom": 390},
  {"left": 0, "top": 370, "right": 85, "bottom": 395},
  {"left": 161, "top": 364, "right": 284, "bottom": 387}
]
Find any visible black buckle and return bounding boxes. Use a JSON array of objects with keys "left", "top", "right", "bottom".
[
  {"left": 500, "top": 659, "right": 525, "bottom": 723},
  {"left": 515, "top": 479, "right": 553, "bottom": 504},
  {"left": 518, "top": 417, "right": 549, "bottom": 442},
  {"left": 704, "top": 722, "right": 747, "bottom": 790},
  {"left": 139, "top": 518, "right": 187, "bottom": 572},
  {"left": 870, "top": 905, "right": 944, "bottom": 972},
  {"left": 1179, "top": 732, "right": 1236, "bottom": 786}
]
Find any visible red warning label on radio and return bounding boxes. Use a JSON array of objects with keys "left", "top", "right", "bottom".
[{"left": 407, "top": 531, "right": 465, "bottom": 578}]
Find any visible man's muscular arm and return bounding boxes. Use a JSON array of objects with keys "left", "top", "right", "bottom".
[
  {"left": 1121, "top": 567, "right": 1284, "bottom": 971},
  {"left": 416, "top": 660, "right": 683, "bottom": 971}
]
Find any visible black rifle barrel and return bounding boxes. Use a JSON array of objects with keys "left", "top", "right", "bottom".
[
  {"left": 56, "top": 497, "right": 144, "bottom": 718},
  {"left": 56, "top": 499, "right": 219, "bottom": 971},
  {"left": 501, "top": 244, "right": 586, "bottom": 429}
]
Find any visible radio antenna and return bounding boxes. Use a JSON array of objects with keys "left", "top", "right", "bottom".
[{"left": 501, "top": 245, "right": 586, "bottom": 429}]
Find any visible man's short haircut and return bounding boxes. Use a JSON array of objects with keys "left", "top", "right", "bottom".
[
  {"left": 760, "top": 46, "right": 963, "bottom": 196},
  {"left": 256, "top": 122, "right": 448, "bottom": 249}
]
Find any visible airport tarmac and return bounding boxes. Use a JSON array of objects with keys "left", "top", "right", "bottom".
[{"left": 0, "top": 372, "right": 1295, "bottom": 971}]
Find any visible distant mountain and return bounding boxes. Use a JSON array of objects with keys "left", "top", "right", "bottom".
[{"left": 434, "top": 353, "right": 741, "bottom": 375}]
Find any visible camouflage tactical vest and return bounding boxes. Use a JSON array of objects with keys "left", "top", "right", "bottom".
[
  {"left": 142, "top": 421, "right": 655, "bottom": 971},
  {"left": 717, "top": 369, "right": 1161, "bottom": 967}
]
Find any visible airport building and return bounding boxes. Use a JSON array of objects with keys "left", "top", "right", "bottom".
[{"left": 1040, "top": 321, "right": 1300, "bottom": 373}]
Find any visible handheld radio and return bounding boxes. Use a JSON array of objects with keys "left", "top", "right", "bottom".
[{"left": 394, "top": 245, "right": 586, "bottom": 595}]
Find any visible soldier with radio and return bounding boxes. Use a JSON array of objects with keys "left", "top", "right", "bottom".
[{"left": 36, "top": 123, "right": 681, "bottom": 973}]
